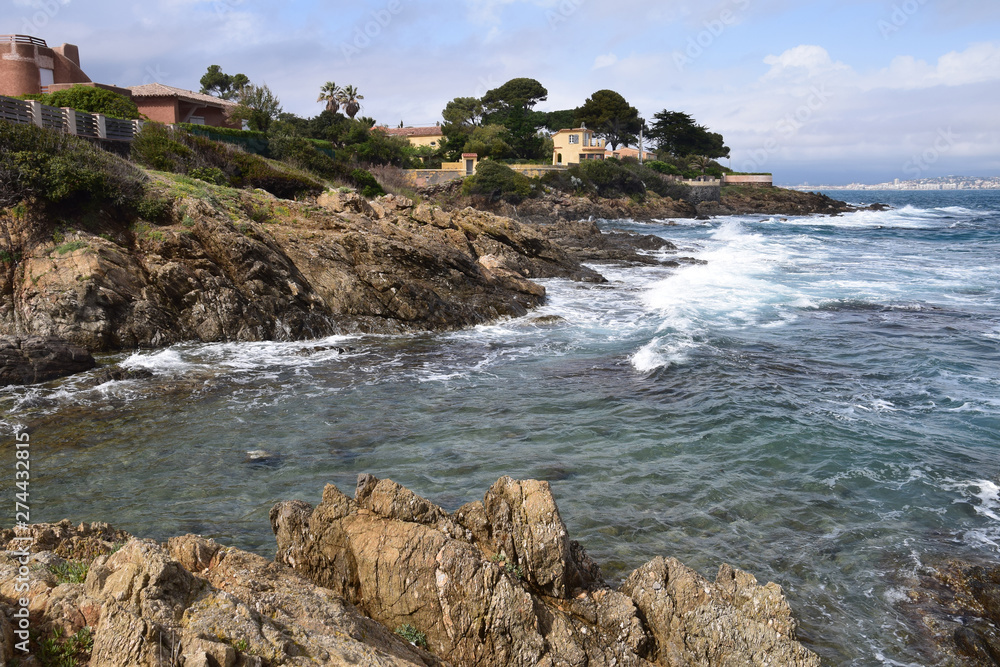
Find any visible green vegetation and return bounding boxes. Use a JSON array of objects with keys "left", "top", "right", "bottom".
[
  {"left": 21, "top": 85, "right": 140, "bottom": 120},
  {"left": 0, "top": 121, "right": 147, "bottom": 212},
  {"left": 48, "top": 560, "right": 89, "bottom": 584},
  {"left": 38, "top": 626, "right": 93, "bottom": 667},
  {"left": 395, "top": 624, "right": 428, "bottom": 650},
  {"left": 54, "top": 240, "right": 88, "bottom": 254},
  {"left": 541, "top": 158, "right": 688, "bottom": 200},
  {"left": 130, "top": 123, "right": 324, "bottom": 199},
  {"left": 199, "top": 65, "right": 249, "bottom": 101},
  {"left": 647, "top": 110, "right": 729, "bottom": 160},
  {"left": 574, "top": 89, "right": 642, "bottom": 151},
  {"left": 462, "top": 161, "right": 533, "bottom": 204},
  {"left": 228, "top": 83, "right": 282, "bottom": 133}
]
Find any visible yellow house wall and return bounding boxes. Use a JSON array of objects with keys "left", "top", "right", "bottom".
[
  {"left": 406, "top": 134, "right": 443, "bottom": 148},
  {"left": 552, "top": 129, "right": 606, "bottom": 166}
]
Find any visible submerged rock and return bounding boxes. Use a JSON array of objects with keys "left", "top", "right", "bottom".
[{"left": 0, "top": 336, "right": 95, "bottom": 386}]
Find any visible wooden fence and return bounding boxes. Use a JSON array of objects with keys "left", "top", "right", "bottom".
[{"left": 0, "top": 94, "right": 144, "bottom": 141}]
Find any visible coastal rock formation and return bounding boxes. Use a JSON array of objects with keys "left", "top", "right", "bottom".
[
  {"left": 0, "top": 186, "right": 602, "bottom": 352},
  {"left": 0, "top": 480, "right": 820, "bottom": 666},
  {"left": 529, "top": 219, "right": 697, "bottom": 266},
  {"left": 907, "top": 558, "right": 1000, "bottom": 665},
  {"left": 271, "top": 474, "right": 821, "bottom": 667},
  {"left": 0, "top": 336, "right": 95, "bottom": 386},
  {"left": 0, "top": 522, "right": 443, "bottom": 666}
]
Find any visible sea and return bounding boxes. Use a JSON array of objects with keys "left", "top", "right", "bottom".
[{"left": 3, "top": 189, "right": 998, "bottom": 665}]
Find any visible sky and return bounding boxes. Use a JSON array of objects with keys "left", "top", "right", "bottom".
[{"left": 9, "top": 0, "right": 1000, "bottom": 185}]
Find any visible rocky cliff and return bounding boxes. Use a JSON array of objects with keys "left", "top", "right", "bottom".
[
  {"left": 0, "top": 476, "right": 821, "bottom": 666},
  {"left": 0, "top": 181, "right": 602, "bottom": 353}
]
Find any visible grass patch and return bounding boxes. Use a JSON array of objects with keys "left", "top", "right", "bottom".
[
  {"left": 48, "top": 560, "right": 89, "bottom": 584},
  {"left": 38, "top": 626, "right": 93, "bottom": 667},
  {"left": 395, "top": 624, "right": 428, "bottom": 650},
  {"left": 53, "top": 240, "right": 88, "bottom": 255}
]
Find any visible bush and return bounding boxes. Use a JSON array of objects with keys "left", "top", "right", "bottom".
[
  {"left": 269, "top": 135, "right": 384, "bottom": 196},
  {"left": 24, "top": 84, "right": 140, "bottom": 120},
  {"left": 462, "top": 160, "right": 533, "bottom": 204},
  {"left": 350, "top": 168, "right": 386, "bottom": 198},
  {"left": 131, "top": 124, "right": 324, "bottom": 199},
  {"left": 570, "top": 159, "right": 645, "bottom": 198},
  {"left": 0, "top": 121, "right": 147, "bottom": 211},
  {"left": 646, "top": 160, "right": 680, "bottom": 175}
]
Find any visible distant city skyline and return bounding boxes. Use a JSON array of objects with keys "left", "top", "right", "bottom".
[
  {"left": 794, "top": 175, "right": 1000, "bottom": 190},
  {"left": 10, "top": 0, "right": 1000, "bottom": 184}
]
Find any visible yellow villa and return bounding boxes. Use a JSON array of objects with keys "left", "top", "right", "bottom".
[
  {"left": 552, "top": 126, "right": 606, "bottom": 166},
  {"left": 377, "top": 125, "right": 445, "bottom": 149}
]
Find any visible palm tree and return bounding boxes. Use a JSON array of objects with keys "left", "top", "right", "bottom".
[
  {"left": 337, "top": 85, "right": 364, "bottom": 119},
  {"left": 317, "top": 81, "right": 341, "bottom": 112},
  {"left": 689, "top": 155, "right": 713, "bottom": 175}
]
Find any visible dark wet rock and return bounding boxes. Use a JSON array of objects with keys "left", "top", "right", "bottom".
[
  {"left": 88, "top": 365, "right": 155, "bottom": 384},
  {"left": 720, "top": 187, "right": 857, "bottom": 216},
  {"left": 529, "top": 219, "right": 679, "bottom": 266},
  {"left": 271, "top": 474, "right": 821, "bottom": 666},
  {"left": 0, "top": 336, "right": 95, "bottom": 386}
]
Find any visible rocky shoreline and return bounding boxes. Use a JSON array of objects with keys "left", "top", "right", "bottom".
[{"left": 0, "top": 475, "right": 821, "bottom": 666}]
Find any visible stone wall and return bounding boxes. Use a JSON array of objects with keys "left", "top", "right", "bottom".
[{"left": 722, "top": 174, "right": 773, "bottom": 187}]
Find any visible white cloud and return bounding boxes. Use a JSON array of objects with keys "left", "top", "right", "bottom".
[
  {"left": 762, "top": 45, "right": 850, "bottom": 81},
  {"left": 592, "top": 53, "right": 618, "bottom": 69},
  {"left": 867, "top": 42, "right": 1000, "bottom": 90}
]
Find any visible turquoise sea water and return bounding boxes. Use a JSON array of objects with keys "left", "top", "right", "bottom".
[{"left": 3, "top": 190, "right": 999, "bottom": 665}]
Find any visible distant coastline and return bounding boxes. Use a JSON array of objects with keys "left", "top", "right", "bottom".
[{"left": 787, "top": 176, "right": 1000, "bottom": 191}]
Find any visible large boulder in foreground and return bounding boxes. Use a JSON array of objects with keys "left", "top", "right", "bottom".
[
  {"left": 0, "top": 522, "right": 440, "bottom": 666},
  {"left": 0, "top": 336, "right": 95, "bottom": 386},
  {"left": 271, "top": 475, "right": 821, "bottom": 667}
]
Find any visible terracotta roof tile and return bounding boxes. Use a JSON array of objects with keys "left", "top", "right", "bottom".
[{"left": 127, "top": 83, "right": 236, "bottom": 108}]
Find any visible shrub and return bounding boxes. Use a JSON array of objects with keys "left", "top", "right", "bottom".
[
  {"left": 395, "top": 624, "right": 428, "bottom": 649},
  {"left": 131, "top": 124, "right": 324, "bottom": 199},
  {"left": 189, "top": 166, "right": 227, "bottom": 185},
  {"left": 462, "top": 160, "right": 533, "bottom": 204},
  {"left": 646, "top": 160, "right": 680, "bottom": 175},
  {"left": 0, "top": 121, "right": 147, "bottom": 211},
  {"left": 350, "top": 168, "right": 386, "bottom": 198},
  {"left": 23, "top": 85, "right": 140, "bottom": 120},
  {"left": 570, "top": 159, "right": 645, "bottom": 198}
]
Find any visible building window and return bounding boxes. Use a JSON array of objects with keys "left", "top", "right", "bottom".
[
  {"left": 430, "top": 141, "right": 436, "bottom": 146},
  {"left": 568, "top": 134, "right": 579, "bottom": 144}
]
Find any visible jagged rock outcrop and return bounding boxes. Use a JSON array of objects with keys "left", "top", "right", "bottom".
[
  {"left": 0, "top": 187, "right": 603, "bottom": 352},
  {"left": 0, "top": 336, "right": 95, "bottom": 386},
  {"left": 0, "top": 522, "right": 442, "bottom": 666},
  {"left": 271, "top": 475, "right": 821, "bottom": 667},
  {"left": 529, "top": 219, "right": 700, "bottom": 266}
]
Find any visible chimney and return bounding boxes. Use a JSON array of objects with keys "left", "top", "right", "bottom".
[{"left": 54, "top": 43, "right": 80, "bottom": 67}]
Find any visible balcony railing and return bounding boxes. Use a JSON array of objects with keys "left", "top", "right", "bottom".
[
  {"left": 1, "top": 34, "right": 48, "bottom": 47},
  {"left": 0, "top": 94, "right": 144, "bottom": 141}
]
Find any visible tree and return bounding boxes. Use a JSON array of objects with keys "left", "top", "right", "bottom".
[
  {"left": 688, "top": 155, "right": 713, "bottom": 174},
  {"left": 648, "top": 111, "right": 729, "bottom": 159},
  {"left": 538, "top": 109, "right": 577, "bottom": 133},
  {"left": 199, "top": 65, "right": 249, "bottom": 101},
  {"left": 337, "top": 85, "right": 364, "bottom": 119},
  {"left": 574, "top": 90, "right": 642, "bottom": 151},
  {"left": 442, "top": 97, "right": 484, "bottom": 127},
  {"left": 227, "top": 83, "right": 282, "bottom": 133},
  {"left": 317, "top": 81, "right": 341, "bottom": 112},
  {"left": 480, "top": 78, "right": 548, "bottom": 160},
  {"left": 463, "top": 124, "right": 514, "bottom": 160}
]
